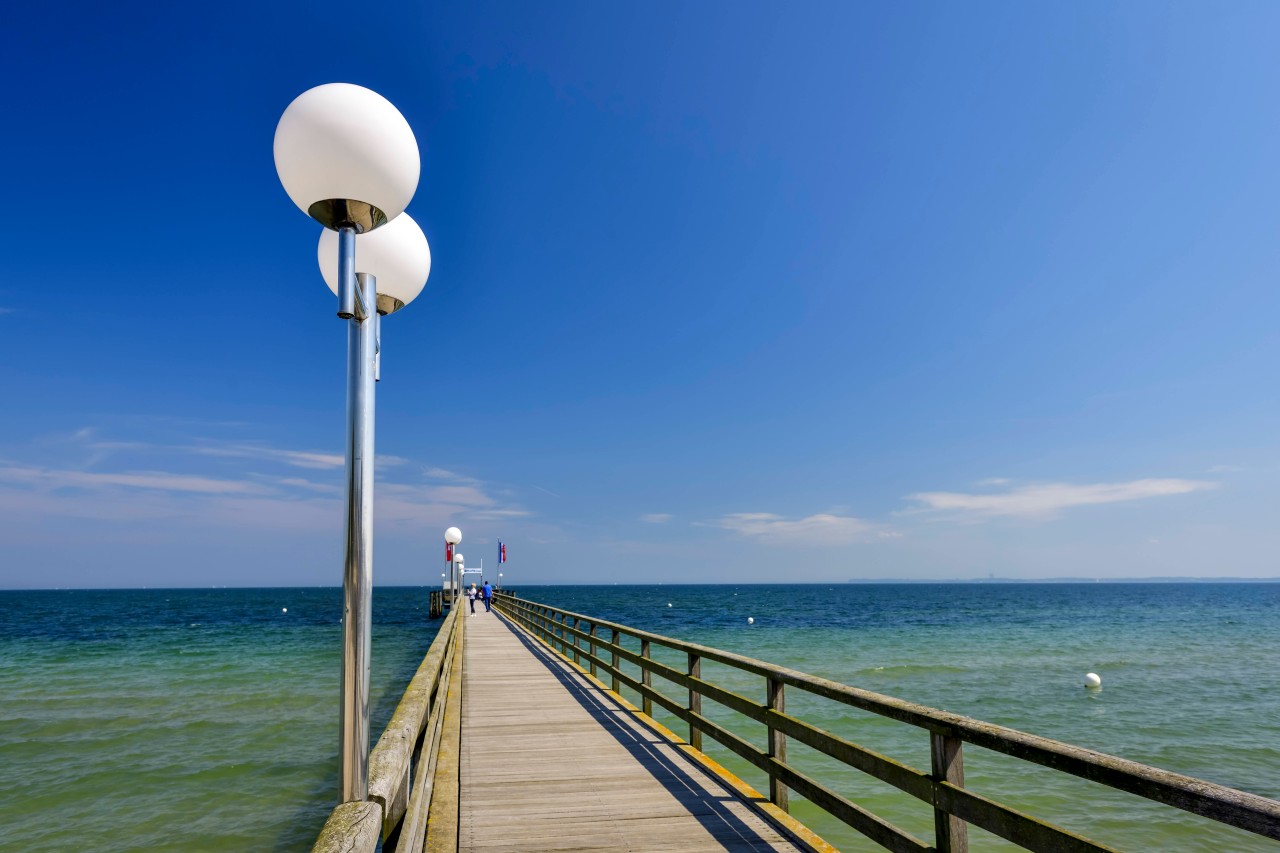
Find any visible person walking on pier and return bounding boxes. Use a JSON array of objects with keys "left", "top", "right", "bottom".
[
  {"left": 468, "top": 583, "right": 477, "bottom": 616},
  {"left": 482, "top": 579, "right": 493, "bottom": 612}
]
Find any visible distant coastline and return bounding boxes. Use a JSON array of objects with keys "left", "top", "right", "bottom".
[{"left": 846, "top": 576, "right": 1280, "bottom": 584}]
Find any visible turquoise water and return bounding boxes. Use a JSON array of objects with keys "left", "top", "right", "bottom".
[
  {"left": 0, "top": 588, "right": 440, "bottom": 851},
  {"left": 2, "top": 584, "right": 1277, "bottom": 851}
]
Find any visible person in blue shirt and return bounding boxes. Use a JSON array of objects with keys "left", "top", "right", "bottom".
[{"left": 482, "top": 580, "right": 493, "bottom": 612}]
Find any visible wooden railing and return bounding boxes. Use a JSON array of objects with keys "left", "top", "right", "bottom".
[
  {"left": 311, "top": 605, "right": 464, "bottom": 853},
  {"left": 493, "top": 592, "right": 1280, "bottom": 853}
]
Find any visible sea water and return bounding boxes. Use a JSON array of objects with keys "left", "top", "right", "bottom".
[
  {"left": 1, "top": 584, "right": 1277, "bottom": 851},
  {"left": 0, "top": 588, "right": 439, "bottom": 851}
]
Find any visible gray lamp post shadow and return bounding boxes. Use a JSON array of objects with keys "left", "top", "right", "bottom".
[{"left": 274, "top": 83, "right": 430, "bottom": 804}]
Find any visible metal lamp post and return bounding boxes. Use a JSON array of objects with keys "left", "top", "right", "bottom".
[
  {"left": 498, "top": 572, "right": 504, "bottom": 590},
  {"left": 454, "top": 553, "right": 465, "bottom": 602},
  {"left": 445, "top": 527, "right": 462, "bottom": 601},
  {"left": 274, "top": 83, "right": 431, "bottom": 805}
]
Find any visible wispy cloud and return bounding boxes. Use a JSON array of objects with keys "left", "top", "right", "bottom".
[
  {"left": 1207, "top": 464, "right": 1243, "bottom": 473},
  {"left": 0, "top": 434, "right": 528, "bottom": 535},
  {"left": 188, "top": 442, "right": 408, "bottom": 471},
  {"left": 707, "top": 512, "right": 887, "bottom": 544},
  {"left": 640, "top": 513, "right": 673, "bottom": 524},
  {"left": 191, "top": 444, "right": 344, "bottom": 469},
  {"left": 0, "top": 464, "right": 268, "bottom": 495},
  {"left": 907, "top": 478, "right": 1217, "bottom": 520}
]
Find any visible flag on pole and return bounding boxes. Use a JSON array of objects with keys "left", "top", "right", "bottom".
[
  {"left": 446, "top": 542, "right": 454, "bottom": 562},
  {"left": 499, "top": 541, "right": 507, "bottom": 564}
]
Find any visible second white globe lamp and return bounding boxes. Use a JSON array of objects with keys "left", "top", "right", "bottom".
[{"left": 318, "top": 213, "right": 431, "bottom": 315}]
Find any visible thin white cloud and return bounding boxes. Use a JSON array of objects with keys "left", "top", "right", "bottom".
[
  {"left": 0, "top": 464, "right": 268, "bottom": 495},
  {"left": 423, "top": 466, "right": 473, "bottom": 481},
  {"left": 640, "top": 513, "right": 673, "bottom": 524},
  {"left": 907, "top": 478, "right": 1217, "bottom": 519},
  {"left": 469, "top": 508, "right": 534, "bottom": 520},
  {"left": 709, "top": 512, "right": 886, "bottom": 544},
  {"left": 1207, "top": 464, "right": 1242, "bottom": 473},
  {"left": 190, "top": 443, "right": 345, "bottom": 469},
  {"left": 0, "top": 437, "right": 529, "bottom": 535}
]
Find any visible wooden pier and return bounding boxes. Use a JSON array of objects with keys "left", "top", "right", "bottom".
[
  {"left": 313, "top": 592, "right": 1280, "bottom": 853},
  {"left": 456, "top": 602, "right": 808, "bottom": 851}
]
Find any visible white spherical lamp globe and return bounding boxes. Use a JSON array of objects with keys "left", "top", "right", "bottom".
[
  {"left": 444, "top": 527, "right": 462, "bottom": 545},
  {"left": 318, "top": 213, "right": 431, "bottom": 314},
  {"left": 274, "top": 83, "right": 420, "bottom": 232},
  {"left": 454, "top": 553, "right": 464, "bottom": 566}
]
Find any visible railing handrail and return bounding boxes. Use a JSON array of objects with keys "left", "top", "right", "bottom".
[
  {"left": 312, "top": 605, "right": 464, "bottom": 853},
  {"left": 494, "top": 592, "right": 1280, "bottom": 852}
]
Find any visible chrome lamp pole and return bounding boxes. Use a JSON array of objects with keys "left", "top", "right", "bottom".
[
  {"left": 445, "top": 526, "right": 462, "bottom": 604},
  {"left": 274, "top": 83, "right": 431, "bottom": 804}
]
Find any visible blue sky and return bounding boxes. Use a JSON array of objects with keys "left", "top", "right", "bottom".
[{"left": 2, "top": 2, "right": 1278, "bottom": 588}]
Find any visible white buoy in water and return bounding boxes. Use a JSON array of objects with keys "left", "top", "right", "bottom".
[
  {"left": 668, "top": 602, "right": 673, "bottom": 608},
  {"left": 282, "top": 608, "right": 288, "bottom": 613},
  {"left": 747, "top": 617, "right": 754, "bottom": 625},
  {"left": 1084, "top": 672, "right": 1101, "bottom": 689}
]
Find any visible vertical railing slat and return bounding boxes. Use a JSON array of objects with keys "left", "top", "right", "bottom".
[
  {"left": 610, "top": 628, "right": 621, "bottom": 693},
  {"left": 931, "top": 732, "right": 968, "bottom": 853},
  {"left": 641, "top": 638, "right": 653, "bottom": 717},
  {"left": 589, "top": 623, "right": 599, "bottom": 677},
  {"left": 687, "top": 652, "right": 702, "bottom": 750},
  {"left": 767, "top": 677, "right": 788, "bottom": 812}
]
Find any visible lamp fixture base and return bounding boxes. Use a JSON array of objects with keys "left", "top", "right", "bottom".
[
  {"left": 309, "top": 199, "right": 388, "bottom": 233},
  {"left": 376, "top": 294, "right": 405, "bottom": 316}
]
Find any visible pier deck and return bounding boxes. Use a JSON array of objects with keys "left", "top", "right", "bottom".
[{"left": 459, "top": 607, "right": 805, "bottom": 852}]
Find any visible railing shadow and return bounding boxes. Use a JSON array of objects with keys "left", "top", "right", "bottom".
[{"left": 486, "top": 608, "right": 809, "bottom": 851}]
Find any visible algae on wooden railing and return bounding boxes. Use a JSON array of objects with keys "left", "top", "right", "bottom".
[{"left": 312, "top": 606, "right": 463, "bottom": 853}]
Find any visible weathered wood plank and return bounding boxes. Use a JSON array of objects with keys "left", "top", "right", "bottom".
[{"left": 311, "top": 800, "right": 382, "bottom": 853}]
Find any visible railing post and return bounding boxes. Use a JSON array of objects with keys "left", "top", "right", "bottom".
[
  {"left": 767, "top": 677, "right": 788, "bottom": 812},
  {"left": 610, "top": 629, "right": 620, "bottom": 693},
  {"left": 931, "top": 731, "right": 968, "bottom": 853},
  {"left": 589, "top": 623, "right": 599, "bottom": 677},
  {"left": 640, "top": 639, "right": 653, "bottom": 717},
  {"left": 571, "top": 617, "right": 581, "bottom": 665},
  {"left": 554, "top": 612, "right": 564, "bottom": 654},
  {"left": 687, "top": 652, "right": 702, "bottom": 751}
]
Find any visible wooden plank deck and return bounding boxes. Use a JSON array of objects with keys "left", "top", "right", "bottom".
[{"left": 458, "top": 605, "right": 809, "bottom": 852}]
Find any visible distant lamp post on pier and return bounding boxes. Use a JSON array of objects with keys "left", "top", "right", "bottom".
[
  {"left": 445, "top": 527, "right": 462, "bottom": 600},
  {"left": 454, "top": 553, "right": 465, "bottom": 601},
  {"left": 498, "top": 572, "right": 504, "bottom": 590},
  {"left": 274, "top": 83, "right": 429, "bottom": 805}
]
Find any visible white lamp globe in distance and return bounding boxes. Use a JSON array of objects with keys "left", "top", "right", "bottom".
[
  {"left": 274, "top": 83, "right": 420, "bottom": 232},
  {"left": 444, "top": 527, "right": 462, "bottom": 545},
  {"left": 454, "top": 554, "right": 464, "bottom": 567},
  {"left": 318, "top": 214, "right": 431, "bottom": 315}
]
